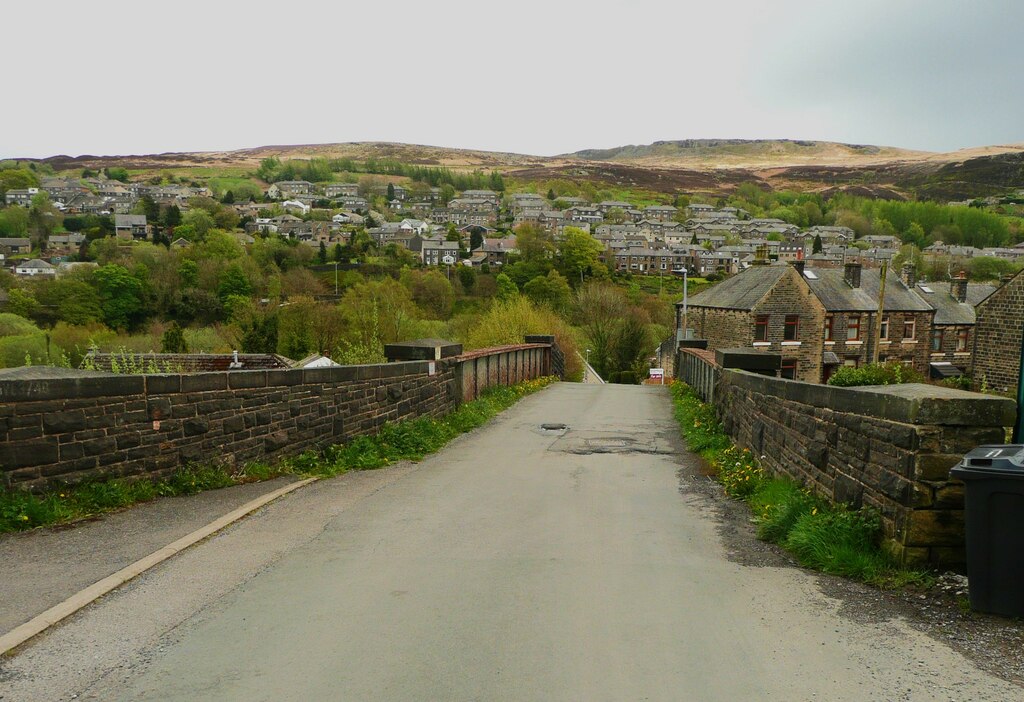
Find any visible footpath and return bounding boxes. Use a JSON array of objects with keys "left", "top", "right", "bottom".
[{"left": 0, "top": 476, "right": 298, "bottom": 637}]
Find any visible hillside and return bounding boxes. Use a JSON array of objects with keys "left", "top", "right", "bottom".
[{"left": 30, "top": 139, "right": 1024, "bottom": 202}]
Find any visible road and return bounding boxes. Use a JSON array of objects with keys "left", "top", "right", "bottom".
[{"left": 1, "top": 383, "right": 1019, "bottom": 701}]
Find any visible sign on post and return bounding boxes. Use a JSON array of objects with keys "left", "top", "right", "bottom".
[{"left": 649, "top": 368, "right": 665, "bottom": 385}]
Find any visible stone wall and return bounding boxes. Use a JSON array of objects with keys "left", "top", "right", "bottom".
[
  {"left": 0, "top": 343, "right": 556, "bottom": 492},
  {"left": 676, "top": 348, "right": 1016, "bottom": 566},
  {"left": 973, "top": 270, "right": 1024, "bottom": 397}
]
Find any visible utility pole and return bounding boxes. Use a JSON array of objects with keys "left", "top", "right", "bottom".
[
  {"left": 334, "top": 261, "right": 339, "bottom": 296},
  {"left": 871, "top": 262, "right": 888, "bottom": 365},
  {"left": 1014, "top": 322, "right": 1024, "bottom": 443}
]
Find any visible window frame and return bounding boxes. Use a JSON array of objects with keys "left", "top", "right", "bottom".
[
  {"left": 780, "top": 358, "right": 798, "bottom": 380},
  {"left": 880, "top": 315, "right": 889, "bottom": 340},
  {"left": 956, "top": 328, "right": 970, "bottom": 352},
  {"left": 903, "top": 317, "right": 916, "bottom": 340},
  {"left": 847, "top": 315, "right": 861, "bottom": 341},
  {"left": 753, "top": 314, "right": 770, "bottom": 342},
  {"left": 783, "top": 315, "right": 800, "bottom": 341},
  {"left": 824, "top": 315, "right": 834, "bottom": 341},
  {"left": 932, "top": 328, "right": 944, "bottom": 352}
]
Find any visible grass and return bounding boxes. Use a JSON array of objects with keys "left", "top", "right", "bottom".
[
  {"left": 670, "top": 381, "right": 932, "bottom": 589},
  {"left": 0, "top": 377, "right": 555, "bottom": 534}
]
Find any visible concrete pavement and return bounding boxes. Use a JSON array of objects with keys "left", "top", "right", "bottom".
[{"left": 1, "top": 383, "right": 1019, "bottom": 701}]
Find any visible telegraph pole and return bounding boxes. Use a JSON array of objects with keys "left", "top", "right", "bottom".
[{"left": 871, "top": 262, "right": 888, "bottom": 364}]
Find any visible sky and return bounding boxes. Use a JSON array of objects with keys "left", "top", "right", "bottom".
[{"left": 3, "top": 0, "right": 1022, "bottom": 158}]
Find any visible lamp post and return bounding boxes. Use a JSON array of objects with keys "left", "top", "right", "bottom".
[
  {"left": 333, "top": 261, "right": 339, "bottom": 296},
  {"left": 585, "top": 348, "right": 591, "bottom": 380}
]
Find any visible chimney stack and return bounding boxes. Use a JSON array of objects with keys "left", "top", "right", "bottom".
[
  {"left": 900, "top": 263, "right": 917, "bottom": 289},
  {"left": 753, "top": 244, "right": 769, "bottom": 266},
  {"left": 844, "top": 262, "right": 862, "bottom": 289},
  {"left": 791, "top": 259, "right": 805, "bottom": 276},
  {"left": 951, "top": 271, "right": 968, "bottom": 303}
]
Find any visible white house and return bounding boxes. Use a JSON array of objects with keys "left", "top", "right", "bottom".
[{"left": 15, "top": 259, "right": 56, "bottom": 276}]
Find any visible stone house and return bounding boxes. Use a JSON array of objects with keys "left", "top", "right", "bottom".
[
  {"left": 324, "top": 183, "right": 359, "bottom": 198},
  {"left": 802, "top": 263, "right": 934, "bottom": 380},
  {"left": 565, "top": 206, "right": 603, "bottom": 224},
  {"left": 114, "top": 214, "right": 150, "bottom": 240},
  {"left": 420, "top": 240, "right": 461, "bottom": 266},
  {"left": 642, "top": 205, "right": 678, "bottom": 222},
  {"left": 0, "top": 238, "right": 32, "bottom": 255},
  {"left": 912, "top": 270, "right": 995, "bottom": 378},
  {"left": 267, "top": 181, "right": 315, "bottom": 199},
  {"left": 972, "top": 268, "right": 1024, "bottom": 396},
  {"left": 4, "top": 188, "right": 39, "bottom": 207},
  {"left": 681, "top": 264, "right": 827, "bottom": 383}
]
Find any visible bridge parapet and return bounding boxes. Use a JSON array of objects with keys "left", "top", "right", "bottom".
[
  {"left": 676, "top": 348, "right": 1016, "bottom": 567},
  {"left": 0, "top": 336, "right": 561, "bottom": 493}
]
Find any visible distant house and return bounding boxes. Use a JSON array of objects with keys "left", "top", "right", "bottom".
[
  {"left": 47, "top": 233, "right": 86, "bottom": 255},
  {"left": 15, "top": 259, "right": 57, "bottom": 277},
  {"left": 420, "top": 240, "right": 461, "bottom": 266},
  {"left": 84, "top": 351, "right": 294, "bottom": 373},
  {"left": 0, "top": 238, "right": 32, "bottom": 255},
  {"left": 474, "top": 236, "right": 518, "bottom": 266},
  {"left": 643, "top": 205, "right": 678, "bottom": 222},
  {"left": 4, "top": 188, "right": 38, "bottom": 207},
  {"left": 267, "top": 181, "right": 315, "bottom": 199},
  {"left": 114, "top": 214, "right": 150, "bottom": 240},
  {"left": 324, "top": 183, "right": 359, "bottom": 198}
]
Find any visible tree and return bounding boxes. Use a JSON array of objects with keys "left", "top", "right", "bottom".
[
  {"left": 547, "top": 188, "right": 556, "bottom": 201},
  {"left": 457, "top": 265, "right": 477, "bottom": 294},
  {"left": 161, "top": 322, "right": 189, "bottom": 353},
  {"left": 558, "top": 226, "right": 604, "bottom": 285},
  {"left": 164, "top": 205, "right": 182, "bottom": 227},
  {"left": 38, "top": 278, "right": 103, "bottom": 325},
  {"left": 573, "top": 282, "right": 629, "bottom": 380},
  {"left": 138, "top": 195, "right": 160, "bottom": 222},
  {"left": 386, "top": 183, "right": 395, "bottom": 200},
  {"left": 812, "top": 233, "right": 823, "bottom": 254},
  {"left": 7, "top": 288, "right": 39, "bottom": 319},
  {"left": 333, "top": 242, "right": 344, "bottom": 262},
  {"left": 404, "top": 269, "right": 453, "bottom": 319},
  {"left": 181, "top": 209, "right": 215, "bottom": 239},
  {"left": 469, "top": 229, "right": 484, "bottom": 251},
  {"left": 515, "top": 223, "right": 555, "bottom": 263},
  {"left": 690, "top": 232, "right": 699, "bottom": 245},
  {"left": 340, "top": 278, "right": 418, "bottom": 345},
  {"left": 217, "top": 264, "right": 253, "bottom": 302},
  {"left": 523, "top": 269, "right": 572, "bottom": 313},
  {"left": 495, "top": 272, "right": 519, "bottom": 301},
  {"left": 318, "top": 241, "right": 327, "bottom": 264},
  {"left": 103, "top": 167, "right": 129, "bottom": 182},
  {"left": 605, "top": 207, "right": 627, "bottom": 225},
  {"left": 221, "top": 190, "right": 235, "bottom": 204},
  {"left": 92, "top": 264, "right": 144, "bottom": 330}
]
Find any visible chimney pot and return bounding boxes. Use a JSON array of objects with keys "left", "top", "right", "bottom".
[
  {"left": 901, "top": 263, "right": 917, "bottom": 288},
  {"left": 951, "top": 274, "right": 969, "bottom": 303}
]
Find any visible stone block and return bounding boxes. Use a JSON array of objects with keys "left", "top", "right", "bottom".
[
  {"left": 147, "top": 398, "right": 173, "bottom": 421},
  {"left": 905, "top": 510, "right": 965, "bottom": 547},
  {"left": 266, "top": 369, "right": 304, "bottom": 387},
  {"left": 228, "top": 371, "right": 268, "bottom": 389},
  {"left": 0, "top": 439, "right": 58, "bottom": 468},
  {"left": 223, "top": 415, "right": 245, "bottom": 433},
  {"left": 146, "top": 374, "right": 181, "bottom": 395},
  {"left": 180, "top": 373, "right": 228, "bottom": 393},
  {"left": 933, "top": 483, "right": 965, "bottom": 510},
  {"left": 914, "top": 453, "right": 962, "bottom": 481},
  {"left": 42, "top": 410, "right": 86, "bottom": 434},
  {"left": 265, "top": 431, "right": 290, "bottom": 452},
  {"left": 384, "top": 339, "right": 462, "bottom": 362}
]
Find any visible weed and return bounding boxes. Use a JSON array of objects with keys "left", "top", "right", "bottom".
[{"left": 669, "top": 380, "right": 931, "bottom": 590}]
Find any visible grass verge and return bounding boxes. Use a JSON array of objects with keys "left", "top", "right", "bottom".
[
  {"left": 670, "top": 381, "right": 932, "bottom": 589},
  {"left": 0, "top": 376, "right": 555, "bottom": 534}
]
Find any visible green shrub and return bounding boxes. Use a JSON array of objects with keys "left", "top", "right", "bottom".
[{"left": 827, "top": 361, "right": 924, "bottom": 387}]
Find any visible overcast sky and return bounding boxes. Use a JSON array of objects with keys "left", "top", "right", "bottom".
[{"left": 4, "top": 0, "right": 1022, "bottom": 159}]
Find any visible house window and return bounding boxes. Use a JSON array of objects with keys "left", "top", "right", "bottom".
[
  {"left": 847, "top": 315, "right": 861, "bottom": 341},
  {"left": 781, "top": 358, "right": 797, "bottom": 380},
  {"left": 843, "top": 357, "right": 858, "bottom": 367},
  {"left": 880, "top": 316, "right": 889, "bottom": 340},
  {"left": 931, "top": 329, "right": 943, "bottom": 352},
  {"left": 957, "top": 328, "right": 970, "bottom": 352},
  {"left": 783, "top": 315, "right": 800, "bottom": 341},
  {"left": 903, "top": 317, "right": 916, "bottom": 339},
  {"left": 824, "top": 315, "right": 834, "bottom": 341},
  {"left": 754, "top": 315, "right": 769, "bottom": 342}
]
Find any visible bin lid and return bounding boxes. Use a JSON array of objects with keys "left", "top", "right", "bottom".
[{"left": 951, "top": 445, "right": 1024, "bottom": 479}]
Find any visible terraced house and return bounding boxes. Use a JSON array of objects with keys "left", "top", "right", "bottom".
[{"left": 679, "top": 261, "right": 938, "bottom": 383}]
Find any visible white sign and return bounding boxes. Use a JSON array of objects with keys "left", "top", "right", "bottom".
[
  {"left": 428, "top": 361, "right": 436, "bottom": 376},
  {"left": 649, "top": 368, "right": 664, "bottom": 379}
]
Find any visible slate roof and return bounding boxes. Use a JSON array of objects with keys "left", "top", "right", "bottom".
[
  {"left": 683, "top": 265, "right": 789, "bottom": 310},
  {"left": 916, "top": 282, "right": 997, "bottom": 325},
  {"left": 805, "top": 269, "right": 932, "bottom": 312}
]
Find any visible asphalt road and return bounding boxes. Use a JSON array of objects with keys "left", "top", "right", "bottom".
[{"left": 1, "top": 383, "right": 1019, "bottom": 701}]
